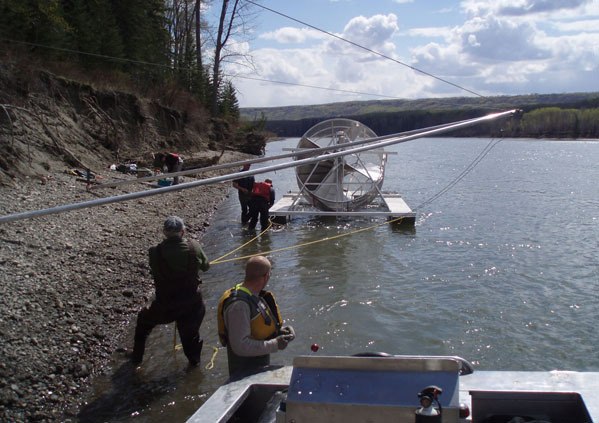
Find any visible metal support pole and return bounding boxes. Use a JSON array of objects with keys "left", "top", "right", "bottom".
[
  {"left": 0, "top": 110, "right": 518, "bottom": 224},
  {"left": 91, "top": 116, "right": 493, "bottom": 190}
]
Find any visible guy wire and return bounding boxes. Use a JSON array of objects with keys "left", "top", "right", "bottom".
[{"left": 416, "top": 138, "right": 503, "bottom": 210}]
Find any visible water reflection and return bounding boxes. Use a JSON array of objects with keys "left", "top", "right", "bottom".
[
  {"left": 245, "top": 228, "right": 273, "bottom": 254},
  {"left": 78, "top": 360, "right": 188, "bottom": 422}
]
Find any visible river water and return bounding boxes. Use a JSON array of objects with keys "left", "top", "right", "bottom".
[{"left": 79, "top": 137, "right": 599, "bottom": 422}]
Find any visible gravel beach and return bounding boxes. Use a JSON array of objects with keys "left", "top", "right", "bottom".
[{"left": 0, "top": 153, "right": 248, "bottom": 422}]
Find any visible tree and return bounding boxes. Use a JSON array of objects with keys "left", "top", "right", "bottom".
[
  {"left": 210, "top": 0, "right": 257, "bottom": 117},
  {"left": 0, "top": 0, "right": 70, "bottom": 49},
  {"left": 195, "top": 0, "right": 203, "bottom": 69},
  {"left": 164, "top": 0, "right": 212, "bottom": 100},
  {"left": 219, "top": 80, "right": 239, "bottom": 119},
  {"left": 62, "top": 0, "right": 124, "bottom": 68},
  {"left": 111, "top": 0, "right": 170, "bottom": 78}
]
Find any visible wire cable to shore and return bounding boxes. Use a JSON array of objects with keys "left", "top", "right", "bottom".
[{"left": 415, "top": 138, "right": 502, "bottom": 211}]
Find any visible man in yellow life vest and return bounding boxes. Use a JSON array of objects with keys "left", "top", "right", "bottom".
[{"left": 217, "top": 256, "right": 295, "bottom": 380}]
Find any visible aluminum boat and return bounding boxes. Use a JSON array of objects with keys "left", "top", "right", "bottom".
[{"left": 187, "top": 354, "right": 598, "bottom": 423}]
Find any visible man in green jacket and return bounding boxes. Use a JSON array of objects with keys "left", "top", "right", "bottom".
[{"left": 130, "top": 216, "right": 210, "bottom": 366}]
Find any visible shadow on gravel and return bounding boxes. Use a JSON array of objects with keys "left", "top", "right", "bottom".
[{"left": 77, "top": 361, "right": 178, "bottom": 423}]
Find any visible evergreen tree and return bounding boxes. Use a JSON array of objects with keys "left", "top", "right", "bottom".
[
  {"left": 190, "top": 65, "right": 212, "bottom": 106},
  {"left": 111, "top": 0, "right": 170, "bottom": 75},
  {"left": 218, "top": 80, "right": 239, "bottom": 119},
  {"left": 62, "top": 0, "right": 124, "bottom": 68},
  {"left": 0, "top": 0, "right": 70, "bottom": 50}
]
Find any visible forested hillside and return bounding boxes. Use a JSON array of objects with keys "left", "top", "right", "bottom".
[
  {"left": 242, "top": 93, "right": 599, "bottom": 138},
  {"left": 1, "top": 1, "right": 234, "bottom": 117},
  {"left": 0, "top": 1, "right": 268, "bottom": 183}
]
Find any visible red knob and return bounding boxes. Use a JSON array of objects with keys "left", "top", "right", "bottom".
[{"left": 311, "top": 343, "right": 319, "bottom": 352}]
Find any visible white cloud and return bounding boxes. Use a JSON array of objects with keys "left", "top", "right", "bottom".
[
  {"left": 551, "top": 19, "right": 599, "bottom": 33},
  {"left": 260, "top": 27, "right": 326, "bottom": 44},
  {"left": 409, "top": 8, "right": 599, "bottom": 98},
  {"left": 407, "top": 26, "right": 454, "bottom": 40},
  {"left": 230, "top": 2, "right": 599, "bottom": 107},
  {"left": 341, "top": 14, "right": 400, "bottom": 53},
  {"left": 229, "top": 14, "right": 427, "bottom": 107},
  {"left": 243, "top": 13, "right": 406, "bottom": 105},
  {"left": 459, "top": 16, "right": 550, "bottom": 61},
  {"left": 460, "top": 0, "right": 593, "bottom": 17},
  {"left": 497, "top": 0, "right": 591, "bottom": 16},
  {"left": 412, "top": 41, "right": 478, "bottom": 78},
  {"left": 535, "top": 31, "right": 599, "bottom": 72}
]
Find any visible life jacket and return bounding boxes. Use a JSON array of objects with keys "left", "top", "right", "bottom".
[
  {"left": 217, "top": 284, "right": 283, "bottom": 347},
  {"left": 251, "top": 181, "right": 272, "bottom": 200}
]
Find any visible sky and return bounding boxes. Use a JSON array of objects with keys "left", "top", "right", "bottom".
[{"left": 211, "top": 0, "right": 599, "bottom": 108}]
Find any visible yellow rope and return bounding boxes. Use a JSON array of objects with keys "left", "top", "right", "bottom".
[
  {"left": 170, "top": 218, "right": 405, "bottom": 362},
  {"left": 205, "top": 346, "right": 219, "bottom": 370},
  {"left": 211, "top": 216, "right": 405, "bottom": 265},
  {"left": 173, "top": 323, "right": 183, "bottom": 350},
  {"left": 210, "top": 221, "right": 272, "bottom": 265}
]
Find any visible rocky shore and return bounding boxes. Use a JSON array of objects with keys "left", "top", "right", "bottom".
[{"left": 0, "top": 153, "right": 248, "bottom": 422}]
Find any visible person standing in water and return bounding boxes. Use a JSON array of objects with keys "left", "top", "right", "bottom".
[
  {"left": 247, "top": 179, "right": 275, "bottom": 232},
  {"left": 232, "top": 164, "right": 255, "bottom": 224},
  {"left": 217, "top": 256, "right": 295, "bottom": 380},
  {"left": 130, "top": 216, "right": 210, "bottom": 366}
]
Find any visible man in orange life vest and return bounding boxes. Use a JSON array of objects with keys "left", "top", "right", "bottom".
[{"left": 247, "top": 178, "right": 275, "bottom": 232}]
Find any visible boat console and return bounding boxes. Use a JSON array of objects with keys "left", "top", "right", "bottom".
[{"left": 282, "top": 355, "right": 463, "bottom": 422}]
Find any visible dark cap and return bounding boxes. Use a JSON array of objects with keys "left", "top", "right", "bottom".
[{"left": 163, "top": 216, "right": 185, "bottom": 234}]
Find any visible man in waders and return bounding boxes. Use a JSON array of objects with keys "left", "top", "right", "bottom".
[
  {"left": 217, "top": 256, "right": 295, "bottom": 381},
  {"left": 247, "top": 179, "right": 275, "bottom": 232},
  {"left": 130, "top": 216, "right": 210, "bottom": 366},
  {"left": 232, "top": 163, "right": 255, "bottom": 224}
]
